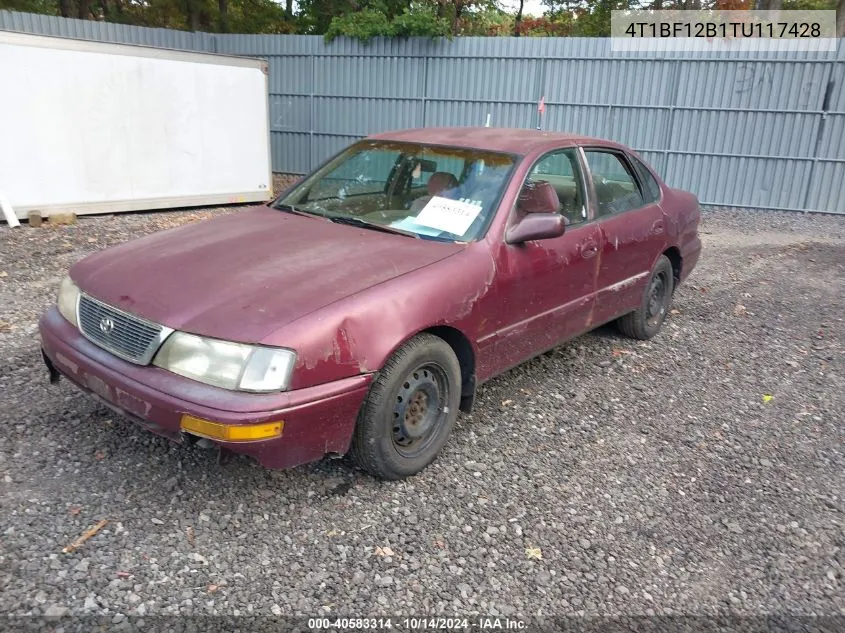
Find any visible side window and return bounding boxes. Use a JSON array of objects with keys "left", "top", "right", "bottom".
[
  {"left": 630, "top": 156, "right": 661, "bottom": 203},
  {"left": 527, "top": 149, "right": 587, "bottom": 224},
  {"left": 584, "top": 150, "right": 645, "bottom": 217}
]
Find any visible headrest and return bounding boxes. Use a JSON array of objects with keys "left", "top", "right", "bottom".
[
  {"left": 427, "top": 172, "right": 459, "bottom": 195},
  {"left": 517, "top": 180, "right": 560, "bottom": 214}
]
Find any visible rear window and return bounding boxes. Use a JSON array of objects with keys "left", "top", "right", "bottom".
[{"left": 630, "top": 156, "right": 661, "bottom": 203}]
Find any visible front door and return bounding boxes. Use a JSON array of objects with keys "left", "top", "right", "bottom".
[{"left": 482, "top": 148, "right": 601, "bottom": 376}]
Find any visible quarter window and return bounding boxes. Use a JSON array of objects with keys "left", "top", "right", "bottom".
[
  {"left": 584, "top": 150, "right": 645, "bottom": 217},
  {"left": 630, "top": 156, "right": 661, "bottom": 203}
]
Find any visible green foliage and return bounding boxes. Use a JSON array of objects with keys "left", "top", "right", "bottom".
[
  {"left": 0, "top": 0, "right": 57, "bottom": 14},
  {"left": 324, "top": 1, "right": 450, "bottom": 41},
  {"left": 324, "top": 5, "right": 393, "bottom": 40},
  {"left": 459, "top": 6, "right": 514, "bottom": 35},
  {"left": 391, "top": 5, "right": 450, "bottom": 37}
]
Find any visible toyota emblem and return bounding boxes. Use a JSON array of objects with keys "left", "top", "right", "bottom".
[{"left": 99, "top": 317, "right": 115, "bottom": 334}]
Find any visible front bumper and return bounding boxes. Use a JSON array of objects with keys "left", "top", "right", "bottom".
[{"left": 39, "top": 308, "right": 373, "bottom": 470}]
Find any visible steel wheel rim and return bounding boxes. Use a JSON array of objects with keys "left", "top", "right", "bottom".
[
  {"left": 392, "top": 363, "right": 449, "bottom": 458},
  {"left": 646, "top": 270, "right": 668, "bottom": 327}
]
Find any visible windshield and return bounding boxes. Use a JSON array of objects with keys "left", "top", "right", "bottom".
[{"left": 276, "top": 141, "right": 516, "bottom": 242}]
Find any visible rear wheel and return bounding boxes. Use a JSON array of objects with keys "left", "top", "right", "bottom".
[
  {"left": 616, "top": 255, "right": 674, "bottom": 340},
  {"left": 350, "top": 334, "right": 461, "bottom": 480}
]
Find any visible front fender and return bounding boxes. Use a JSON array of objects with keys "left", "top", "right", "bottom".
[{"left": 264, "top": 244, "right": 496, "bottom": 391}]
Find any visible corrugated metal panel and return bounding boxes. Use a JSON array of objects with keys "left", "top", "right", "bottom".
[
  {"left": 271, "top": 132, "right": 311, "bottom": 174},
  {"left": 607, "top": 106, "right": 669, "bottom": 151},
  {"left": 827, "top": 61, "right": 845, "bottom": 112},
  {"left": 544, "top": 59, "right": 675, "bottom": 106},
  {"left": 664, "top": 154, "right": 813, "bottom": 209},
  {"left": 2, "top": 10, "right": 843, "bottom": 212},
  {"left": 816, "top": 113, "right": 845, "bottom": 160},
  {"left": 0, "top": 10, "right": 207, "bottom": 49},
  {"left": 216, "top": 34, "right": 314, "bottom": 56},
  {"left": 314, "top": 57, "right": 425, "bottom": 98},
  {"left": 314, "top": 97, "right": 421, "bottom": 136},
  {"left": 805, "top": 161, "right": 845, "bottom": 214},
  {"left": 670, "top": 109, "right": 819, "bottom": 157},
  {"left": 425, "top": 101, "right": 535, "bottom": 129},
  {"left": 544, "top": 105, "right": 614, "bottom": 140},
  {"left": 425, "top": 58, "right": 536, "bottom": 101},
  {"left": 674, "top": 60, "right": 830, "bottom": 111},
  {"left": 267, "top": 56, "right": 313, "bottom": 97},
  {"left": 269, "top": 95, "right": 310, "bottom": 133}
]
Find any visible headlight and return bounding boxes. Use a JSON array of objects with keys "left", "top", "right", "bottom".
[
  {"left": 57, "top": 276, "right": 80, "bottom": 327},
  {"left": 153, "top": 331, "right": 296, "bottom": 392}
]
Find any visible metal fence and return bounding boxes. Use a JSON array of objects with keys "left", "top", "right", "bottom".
[{"left": 2, "top": 10, "right": 843, "bottom": 213}]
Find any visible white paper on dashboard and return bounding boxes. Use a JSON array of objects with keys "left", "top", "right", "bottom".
[
  {"left": 413, "top": 196, "right": 483, "bottom": 236},
  {"left": 389, "top": 217, "right": 446, "bottom": 237}
]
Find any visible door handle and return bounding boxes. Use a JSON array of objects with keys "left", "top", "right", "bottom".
[
  {"left": 580, "top": 241, "right": 598, "bottom": 259},
  {"left": 651, "top": 220, "right": 665, "bottom": 235}
]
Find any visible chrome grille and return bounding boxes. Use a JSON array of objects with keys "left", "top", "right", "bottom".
[{"left": 78, "top": 294, "right": 170, "bottom": 365}]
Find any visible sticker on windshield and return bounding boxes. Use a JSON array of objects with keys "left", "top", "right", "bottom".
[{"left": 414, "top": 196, "right": 482, "bottom": 236}]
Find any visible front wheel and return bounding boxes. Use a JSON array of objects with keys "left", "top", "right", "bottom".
[
  {"left": 350, "top": 334, "right": 461, "bottom": 480},
  {"left": 616, "top": 255, "right": 674, "bottom": 340}
]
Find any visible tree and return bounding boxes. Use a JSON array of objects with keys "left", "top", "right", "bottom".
[
  {"left": 8, "top": 0, "right": 838, "bottom": 37},
  {"left": 513, "top": 0, "right": 524, "bottom": 35},
  {"left": 838, "top": 0, "right": 845, "bottom": 36}
]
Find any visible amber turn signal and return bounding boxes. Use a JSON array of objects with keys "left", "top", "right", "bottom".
[{"left": 180, "top": 415, "right": 283, "bottom": 442}]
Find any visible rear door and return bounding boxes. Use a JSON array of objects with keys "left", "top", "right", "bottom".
[{"left": 582, "top": 148, "right": 667, "bottom": 326}]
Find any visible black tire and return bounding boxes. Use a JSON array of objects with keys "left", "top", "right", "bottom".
[
  {"left": 616, "top": 255, "right": 675, "bottom": 340},
  {"left": 350, "top": 334, "right": 461, "bottom": 480}
]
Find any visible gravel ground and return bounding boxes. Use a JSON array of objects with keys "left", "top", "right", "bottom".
[{"left": 0, "top": 201, "right": 842, "bottom": 626}]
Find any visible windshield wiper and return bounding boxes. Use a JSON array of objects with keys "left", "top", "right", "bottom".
[
  {"left": 325, "top": 215, "right": 420, "bottom": 239},
  {"left": 274, "top": 203, "right": 322, "bottom": 219}
]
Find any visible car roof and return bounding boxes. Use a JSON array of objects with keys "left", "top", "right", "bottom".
[{"left": 366, "top": 127, "right": 624, "bottom": 155}]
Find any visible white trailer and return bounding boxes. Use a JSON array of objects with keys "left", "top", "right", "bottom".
[{"left": 0, "top": 30, "right": 272, "bottom": 221}]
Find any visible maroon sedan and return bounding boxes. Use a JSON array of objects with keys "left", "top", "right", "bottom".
[{"left": 40, "top": 127, "right": 701, "bottom": 480}]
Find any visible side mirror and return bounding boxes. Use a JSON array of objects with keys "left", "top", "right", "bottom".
[
  {"left": 506, "top": 179, "right": 565, "bottom": 243},
  {"left": 506, "top": 212, "right": 565, "bottom": 244}
]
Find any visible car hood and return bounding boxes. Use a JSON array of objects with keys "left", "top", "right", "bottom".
[{"left": 71, "top": 207, "right": 464, "bottom": 343}]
